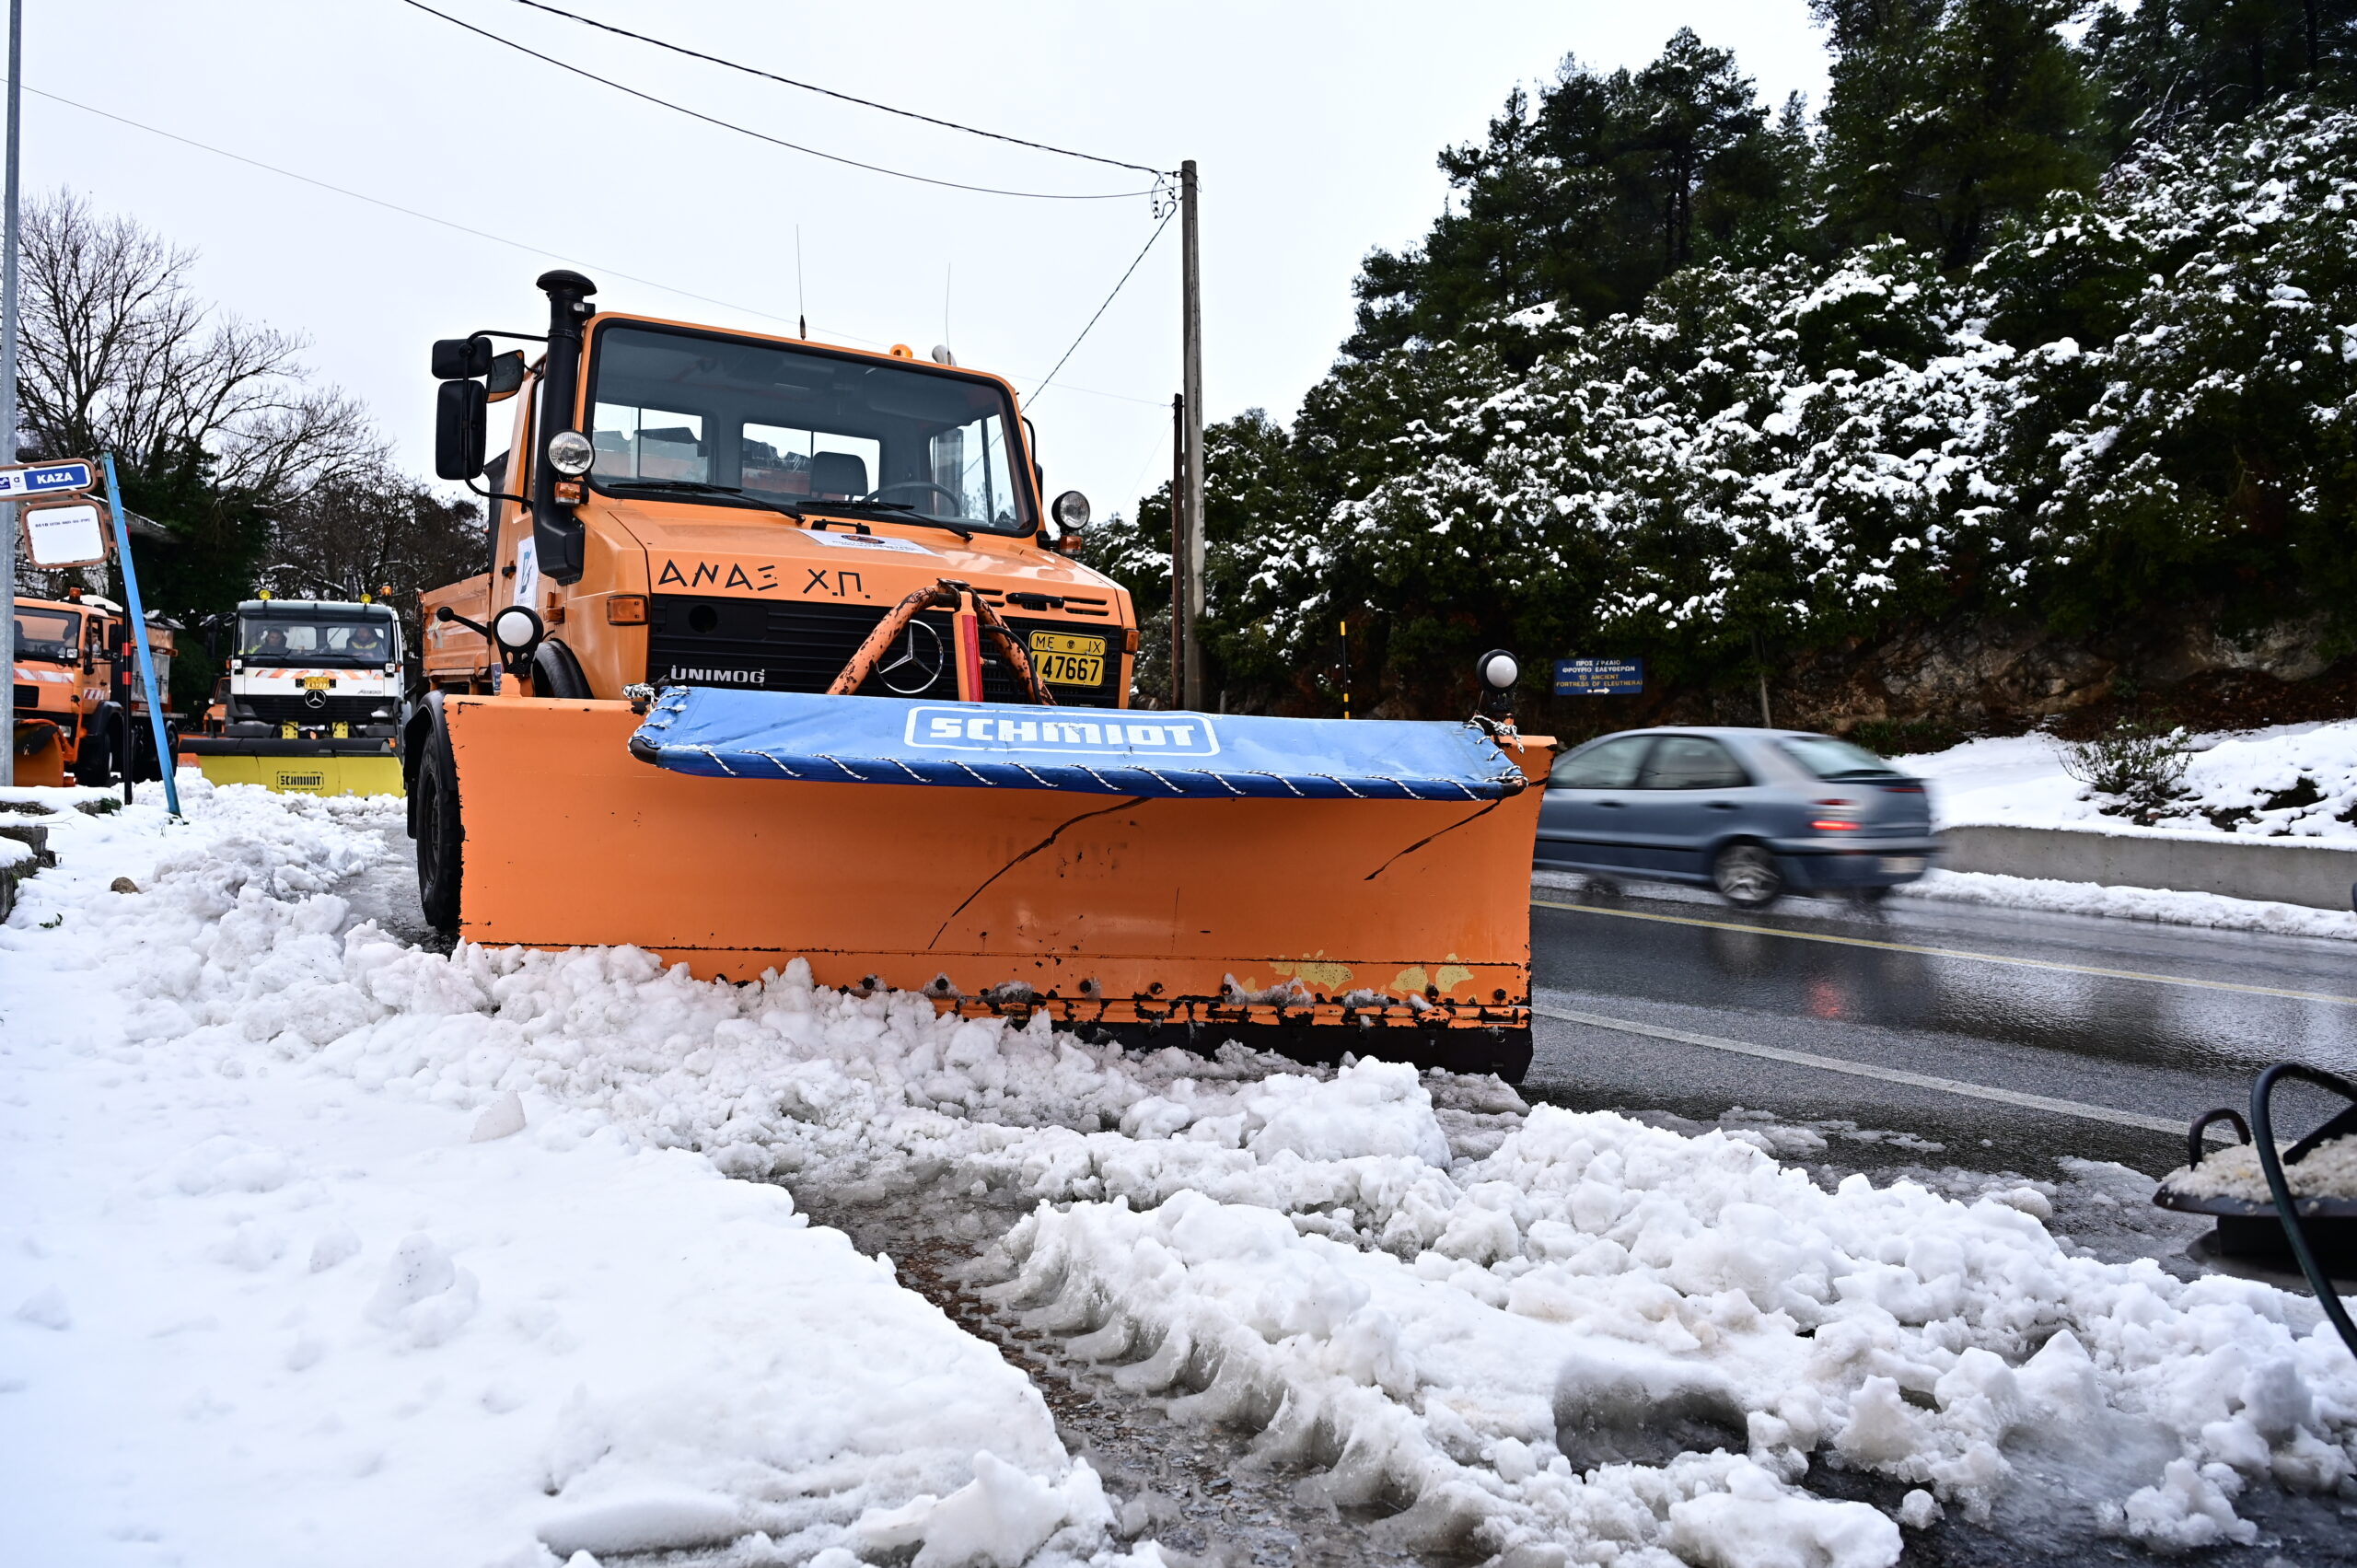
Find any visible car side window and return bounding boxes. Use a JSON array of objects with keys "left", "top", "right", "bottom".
[
  {"left": 1637, "top": 737, "right": 1750, "bottom": 790},
  {"left": 1550, "top": 735, "right": 1654, "bottom": 790}
]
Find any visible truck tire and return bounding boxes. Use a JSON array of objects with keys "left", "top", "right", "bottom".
[
  {"left": 72, "top": 707, "right": 118, "bottom": 787},
  {"left": 414, "top": 699, "right": 463, "bottom": 934},
  {"left": 532, "top": 640, "right": 591, "bottom": 700},
  {"left": 127, "top": 717, "right": 180, "bottom": 784}
]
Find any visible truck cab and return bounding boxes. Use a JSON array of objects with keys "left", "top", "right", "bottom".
[
  {"left": 419, "top": 276, "right": 1135, "bottom": 714},
  {"left": 214, "top": 599, "right": 403, "bottom": 741},
  {"left": 9, "top": 593, "right": 175, "bottom": 786}
]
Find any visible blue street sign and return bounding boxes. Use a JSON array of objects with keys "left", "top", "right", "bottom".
[
  {"left": 1554, "top": 657, "right": 1644, "bottom": 695},
  {"left": 0, "top": 459, "right": 94, "bottom": 498}
]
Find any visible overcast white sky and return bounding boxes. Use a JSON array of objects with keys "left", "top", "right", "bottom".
[{"left": 16, "top": 0, "right": 1828, "bottom": 517}]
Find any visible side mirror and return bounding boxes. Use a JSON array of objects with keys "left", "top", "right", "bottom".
[
  {"left": 431, "top": 336, "right": 493, "bottom": 379},
  {"left": 484, "top": 350, "right": 527, "bottom": 401},
  {"left": 435, "top": 378, "right": 488, "bottom": 480}
]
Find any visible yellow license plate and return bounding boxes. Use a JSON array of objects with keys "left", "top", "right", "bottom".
[
  {"left": 300, "top": 676, "right": 335, "bottom": 690},
  {"left": 1028, "top": 632, "right": 1107, "bottom": 687}
]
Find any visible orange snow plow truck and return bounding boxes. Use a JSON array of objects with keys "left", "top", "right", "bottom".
[
  {"left": 10, "top": 592, "right": 177, "bottom": 788},
  {"left": 413, "top": 271, "right": 1545, "bottom": 1079}
]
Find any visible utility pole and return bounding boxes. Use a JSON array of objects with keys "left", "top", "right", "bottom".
[
  {"left": 1167, "top": 392, "right": 1184, "bottom": 708},
  {"left": 0, "top": 0, "right": 21, "bottom": 787},
  {"left": 1751, "top": 627, "right": 1772, "bottom": 728},
  {"left": 1178, "top": 158, "right": 1205, "bottom": 712}
]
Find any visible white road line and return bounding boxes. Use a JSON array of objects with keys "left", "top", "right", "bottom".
[
  {"left": 1529, "top": 897, "right": 2357, "bottom": 1006},
  {"left": 1532, "top": 1003, "right": 2197, "bottom": 1136}
]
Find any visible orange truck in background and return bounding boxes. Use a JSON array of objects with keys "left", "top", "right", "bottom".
[
  {"left": 412, "top": 270, "right": 1542, "bottom": 1079},
  {"left": 9, "top": 592, "right": 178, "bottom": 788}
]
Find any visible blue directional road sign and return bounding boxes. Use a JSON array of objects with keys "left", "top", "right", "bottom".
[
  {"left": 0, "top": 459, "right": 94, "bottom": 498},
  {"left": 1553, "top": 657, "right": 1644, "bottom": 695}
]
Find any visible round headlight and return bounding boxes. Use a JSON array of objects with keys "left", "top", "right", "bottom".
[
  {"left": 1051, "top": 490, "right": 1091, "bottom": 530},
  {"left": 1480, "top": 650, "right": 1519, "bottom": 691},
  {"left": 546, "top": 429, "right": 595, "bottom": 476},
  {"left": 493, "top": 606, "right": 542, "bottom": 650}
]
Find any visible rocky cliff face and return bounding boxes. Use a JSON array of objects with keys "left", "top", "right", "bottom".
[{"left": 1538, "top": 611, "right": 2351, "bottom": 746}]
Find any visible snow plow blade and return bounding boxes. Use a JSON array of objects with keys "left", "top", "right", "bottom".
[
  {"left": 443, "top": 690, "right": 1547, "bottom": 1078},
  {"left": 187, "top": 738, "right": 404, "bottom": 796}
]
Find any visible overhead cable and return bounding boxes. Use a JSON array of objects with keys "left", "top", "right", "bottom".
[
  {"left": 395, "top": 0, "right": 1161, "bottom": 202},
  {"left": 503, "top": 0, "right": 1169, "bottom": 178},
  {"left": 1028, "top": 204, "right": 1175, "bottom": 405},
  {"left": 17, "top": 83, "right": 1169, "bottom": 408}
]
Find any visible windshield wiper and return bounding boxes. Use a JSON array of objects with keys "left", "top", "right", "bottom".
[
  {"left": 602, "top": 478, "right": 807, "bottom": 521},
  {"left": 819, "top": 497, "right": 976, "bottom": 540}
]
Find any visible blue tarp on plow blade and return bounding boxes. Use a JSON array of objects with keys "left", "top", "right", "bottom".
[{"left": 627, "top": 687, "right": 1527, "bottom": 801}]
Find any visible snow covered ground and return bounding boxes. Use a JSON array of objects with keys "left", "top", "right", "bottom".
[
  {"left": 1896, "top": 722, "right": 2357, "bottom": 842},
  {"left": 4, "top": 780, "right": 2355, "bottom": 1566}
]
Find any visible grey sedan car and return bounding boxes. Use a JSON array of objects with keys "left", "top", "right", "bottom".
[{"left": 1536, "top": 727, "right": 1938, "bottom": 908}]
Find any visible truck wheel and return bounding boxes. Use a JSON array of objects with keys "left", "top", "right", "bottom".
[
  {"left": 127, "top": 717, "right": 178, "bottom": 783},
  {"left": 1712, "top": 842, "right": 1783, "bottom": 910},
  {"left": 72, "top": 710, "right": 116, "bottom": 786},
  {"left": 414, "top": 702, "right": 463, "bottom": 934},
  {"left": 532, "top": 640, "right": 591, "bottom": 700}
]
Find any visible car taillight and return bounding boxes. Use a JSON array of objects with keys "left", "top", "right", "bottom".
[{"left": 1812, "top": 798, "right": 1861, "bottom": 831}]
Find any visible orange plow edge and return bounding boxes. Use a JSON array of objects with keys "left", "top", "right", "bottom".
[{"left": 442, "top": 697, "right": 1545, "bottom": 1080}]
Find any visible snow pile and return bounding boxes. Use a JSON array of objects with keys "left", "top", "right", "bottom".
[
  {"left": 1894, "top": 865, "right": 2357, "bottom": 940},
  {"left": 7, "top": 781, "right": 2357, "bottom": 1565},
  {"left": 1901, "top": 724, "right": 2357, "bottom": 843},
  {"left": 2165, "top": 1136, "right": 2357, "bottom": 1202},
  {"left": 993, "top": 1105, "right": 2357, "bottom": 1558},
  {"left": 0, "top": 782, "right": 1135, "bottom": 1568}
]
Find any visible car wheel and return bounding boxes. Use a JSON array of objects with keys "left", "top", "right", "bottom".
[
  {"left": 1852, "top": 885, "right": 1892, "bottom": 906},
  {"left": 1712, "top": 842, "right": 1783, "bottom": 909},
  {"left": 414, "top": 702, "right": 463, "bottom": 934}
]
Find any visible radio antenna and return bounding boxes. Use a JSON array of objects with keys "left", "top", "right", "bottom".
[{"left": 795, "top": 225, "right": 807, "bottom": 339}]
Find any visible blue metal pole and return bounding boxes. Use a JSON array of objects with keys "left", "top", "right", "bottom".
[{"left": 100, "top": 452, "right": 180, "bottom": 817}]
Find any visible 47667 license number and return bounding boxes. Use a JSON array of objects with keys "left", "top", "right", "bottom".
[{"left": 1028, "top": 630, "right": 1107, "bottom": 688}]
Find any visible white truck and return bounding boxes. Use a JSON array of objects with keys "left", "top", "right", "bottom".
[{"left": 186, "top": 598, "right": 406, "bottom": 795}]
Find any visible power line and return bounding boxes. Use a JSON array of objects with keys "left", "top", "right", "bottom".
[
  {"left": 17, "top": 83, "right": 1173, "bottom": 409},
  {"left": 503, "top": 0, "right": 1169, "bottom": 179},
  {"left": 1029, "top": 204, "right": 1174, "bottom": 405},
  {"left": 395, "top": 0, "right": 1160, "bottom": 202}
]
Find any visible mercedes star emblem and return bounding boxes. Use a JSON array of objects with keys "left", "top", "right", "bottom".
[{"left": 877, "top": 620, "right": 945, "bottom": 694}]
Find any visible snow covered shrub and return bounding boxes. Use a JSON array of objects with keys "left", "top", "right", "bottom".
[
  {"left": 1982, "top": 103, "right": 2357, "bottom": 654},
  {"left": 2060, "top": 719, "right": 2191, "bottom": 819}
]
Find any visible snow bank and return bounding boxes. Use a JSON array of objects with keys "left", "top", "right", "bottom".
[
  {"left": 6, "top": 781, "right": 2355, "bottom": 1565},
  {"left": 0, "top": 783, "right": 1132, "bottom": 1568},
  {"left": 1900, "top": 723, "right": 2357, "bottom": 843},
  {"left": 1895, "top": 865, "right": 2357, "bottom": 940}
]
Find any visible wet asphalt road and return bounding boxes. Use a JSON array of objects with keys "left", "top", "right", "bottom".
[{"left": 1526, "top": 875, "right": 2357, "bottom": 1180}]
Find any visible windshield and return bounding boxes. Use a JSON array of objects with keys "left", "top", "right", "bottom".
[
  {"left": 238, "top": 610, "right": 400, "bottom": 667},
  {"left": 1779, "top": 735, "right": 1901, "bottom": 780},
  {"left": 13, "top": 608, "right": 78, "bottom": 664},
  {"left": 586, "top": 323, "right": 1031, "bottom": 534}
]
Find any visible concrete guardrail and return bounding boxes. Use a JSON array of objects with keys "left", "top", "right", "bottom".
[{"left": 1938, "top": 823, "right": 2357, "bottom": 912}]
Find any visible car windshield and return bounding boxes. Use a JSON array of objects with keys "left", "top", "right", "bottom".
[
  {"left": 13, "top": 608, "right": 77, "bottom": 663},
  {"left": 586, "top": 324, "right": 1031, "bottom": 535},
  {"left": 1779, "top": 735, "right": 1900, "bottom": 780},
  {"left": 239, "top": 611, "right": 400, "bottom": 667}
]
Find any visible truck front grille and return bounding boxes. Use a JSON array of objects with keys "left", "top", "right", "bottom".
[
  {"left": 646, "top": 595, "right": 1123, "bottom": 708},
  {"left": 237, "top": 693, "right": 394, "bottom": 725}
]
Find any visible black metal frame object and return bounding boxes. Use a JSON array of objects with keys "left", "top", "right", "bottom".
[{"left": 2250, "top": 1063, "right": 2357, "bottom": 1358}]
